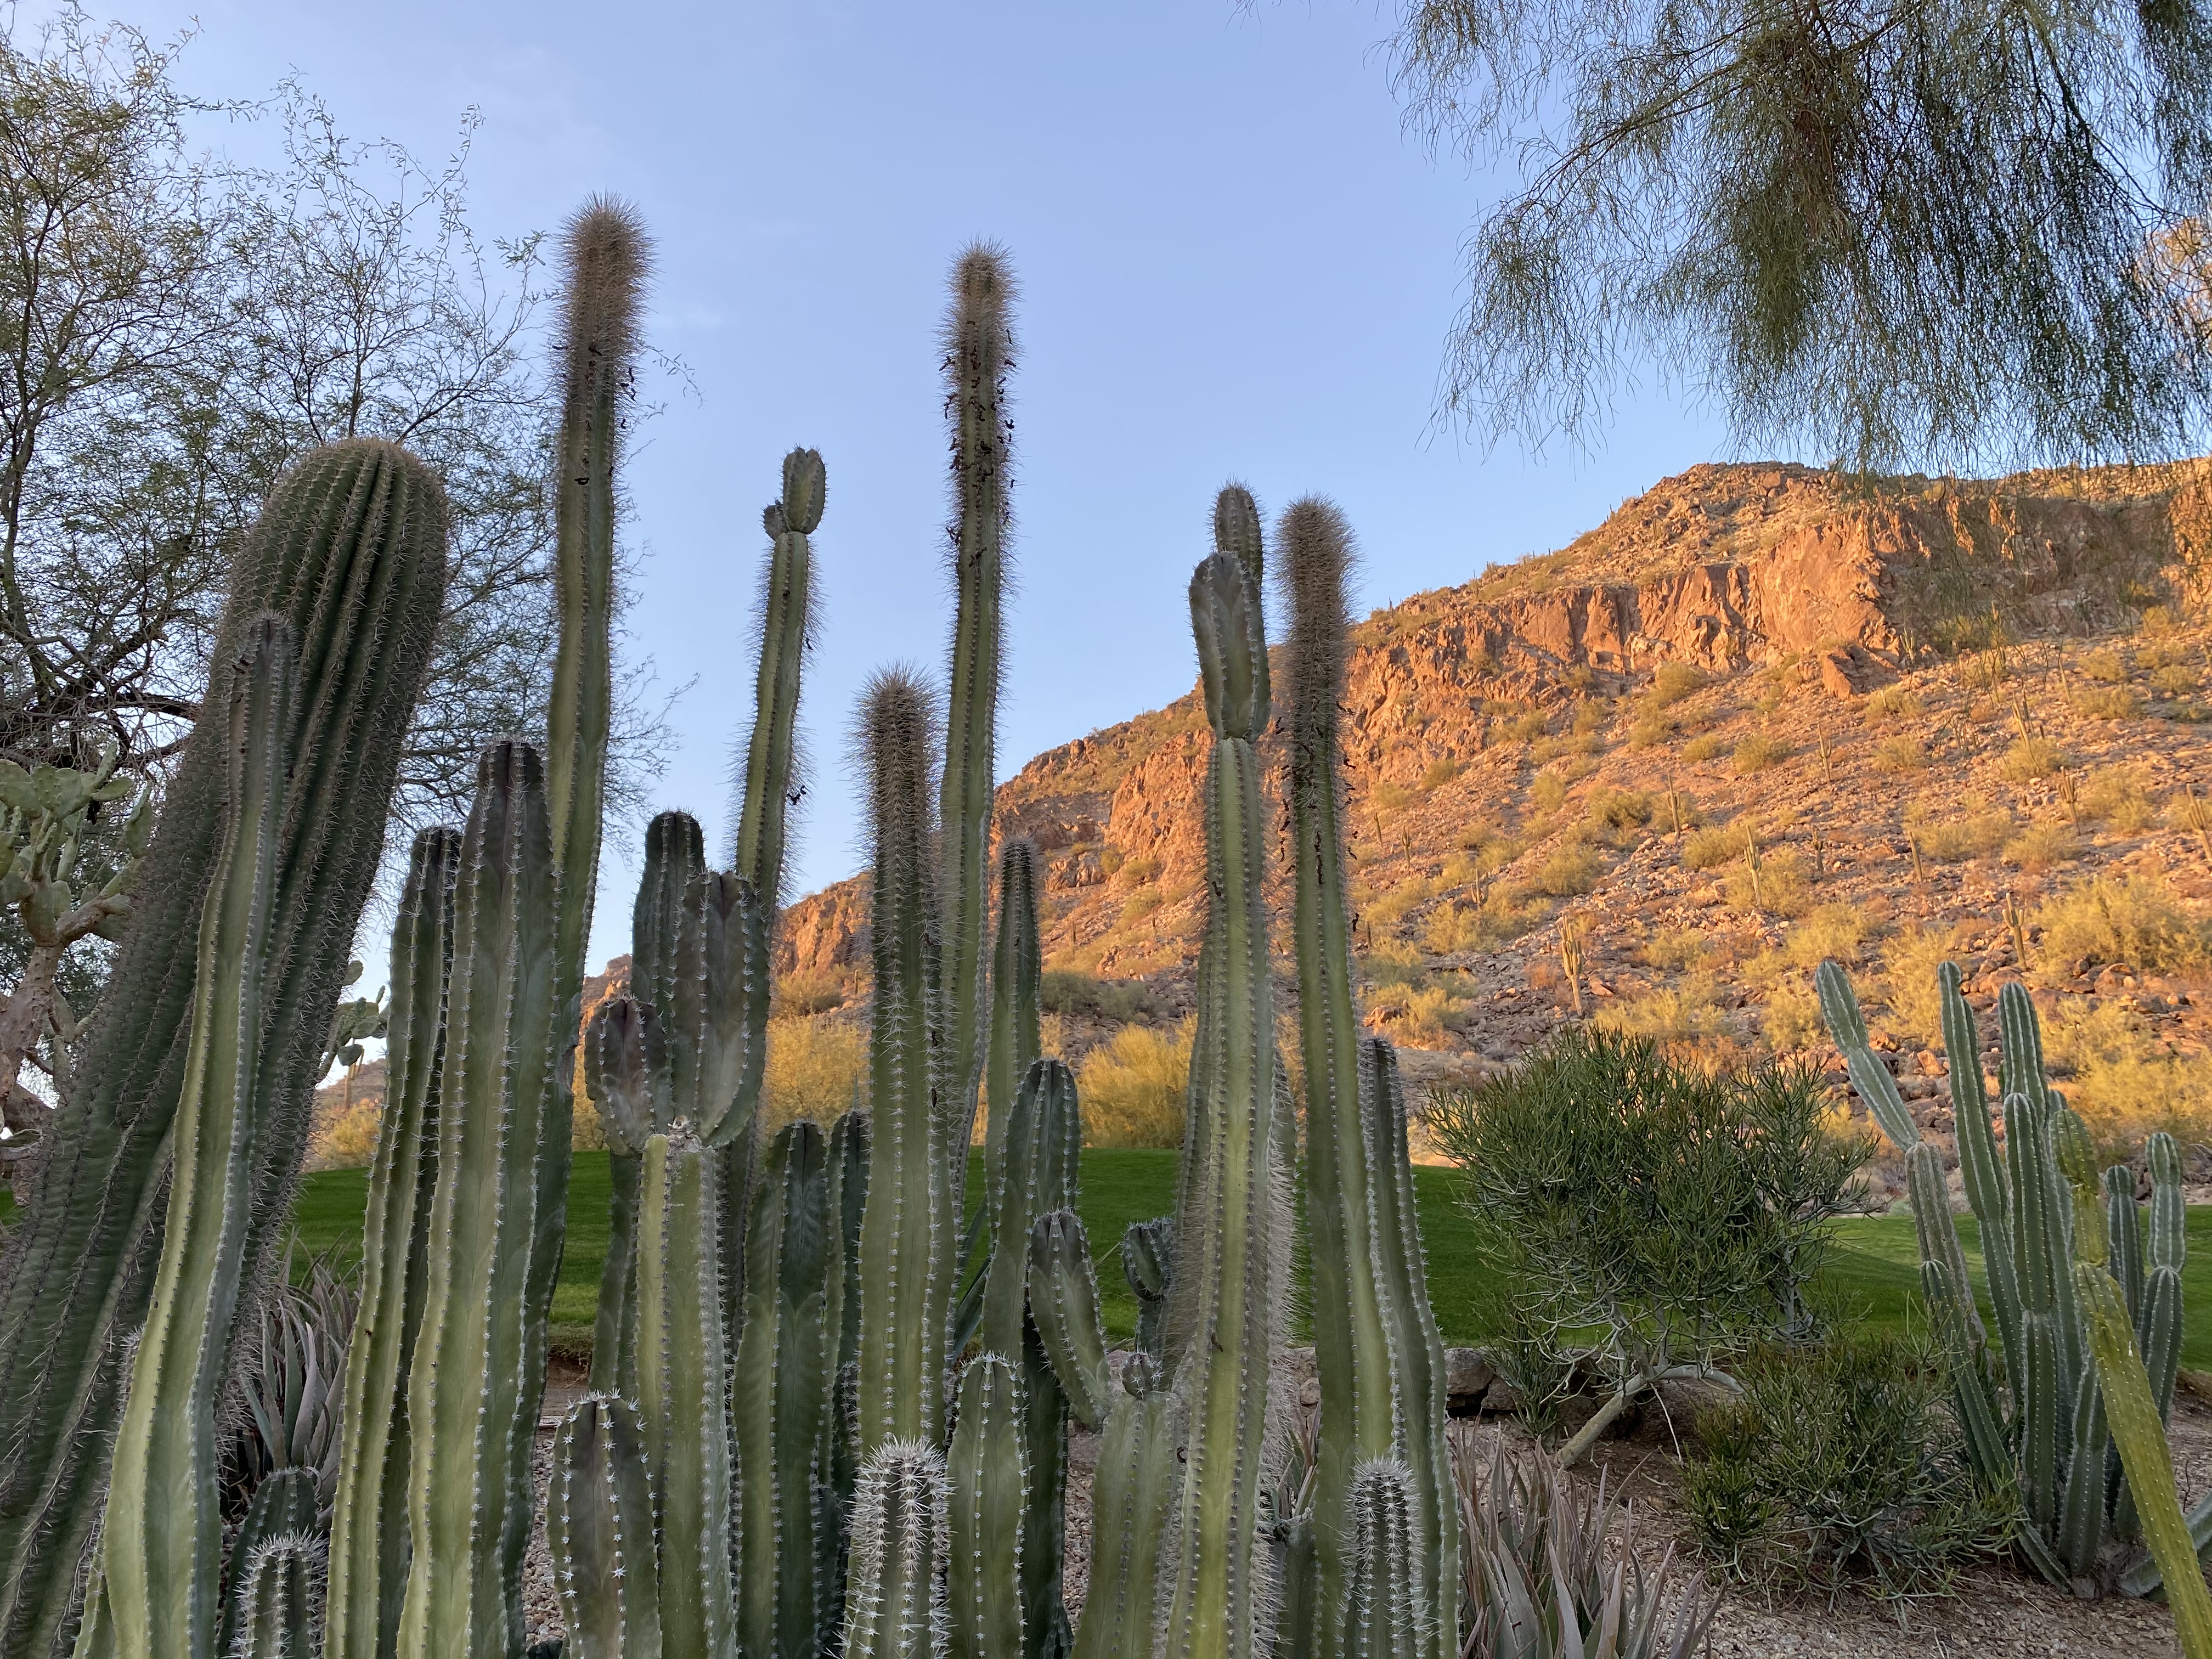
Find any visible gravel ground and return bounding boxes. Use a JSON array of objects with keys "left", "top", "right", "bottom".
[{"left": 520, "top": 1364, "right": 2212, "bottom": 1655}]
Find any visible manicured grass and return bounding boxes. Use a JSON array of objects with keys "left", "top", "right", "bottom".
[{"left": 21, "top": 1156, "right": 2212, "bottom": 1365}]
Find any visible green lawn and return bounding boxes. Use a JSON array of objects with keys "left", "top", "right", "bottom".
[{"left": 19, "top": 1155, "right": 2212, "bottom": 1365}]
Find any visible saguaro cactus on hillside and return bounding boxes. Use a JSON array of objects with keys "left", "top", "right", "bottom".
[{"left": 0, "top": 437, "right": 447, "bottom": 1659}]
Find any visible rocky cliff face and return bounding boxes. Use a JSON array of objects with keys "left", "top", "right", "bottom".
[{"left": 778, "top": 458, "right": 2212, "bottom": 995}]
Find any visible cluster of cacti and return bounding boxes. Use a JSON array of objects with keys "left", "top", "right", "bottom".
[
  {"left": 1820, "top": 960, "right": 2212, "bottom": 1619},
  {"left": 10, "top": 205, "right": 1470, "bottom": 1659}
]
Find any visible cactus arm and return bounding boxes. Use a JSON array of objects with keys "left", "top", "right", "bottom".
[
  {"left": 1278, "top": 494, "right": 1401, "bottom": 1640},
  {"left": 1358, "top": 1040, "right": 1458, "bottom": 1659},
  {"left": 324, "top": 828, "right": 457, "bottom": 1659},
  {"left": 1070, "top": 1361, "right": 1177, "bottom": 1659},
  {"left": 731, "top": 450, "right": 823, "bottom": 911},
  {"left": 1161, "top": 552, "right": 1278, "bottom": 1659},
  {"left": 2142, "top": 1133, "right": 2187, "bottom": 1426},
  {"left": 1122, "top": 1217, "right": 1175, "bottom": 1362},
  {"left": 2108, "top": 1165, "right": 2148, "bottom": 1322},
  {"left": 2006, "top": 1090, "right": 2067, "bottom": 1539},
  {"left": 2056, "top": 1110, "right": 2212, "bottom": 1654},
  {"left": 216, "top": 1470, "right": 317, "bottom": 1659},
  {"left": 635, "top": 1133, "right": 737, "bottom": 1659},
  {"left": 946, "top": 1355, "right": 1026, "bottom": 1659},
  {"left": 843, "top": 1442, "right": 950, "bottom": 1659},
  {"left": 1814, "top": 959, "right": 1918, "bottom": 1149},
  {"left": 1938, "top": 964, "right": 2025, "bottom": 1404},
  {"left": 228, "top": 1535, "right": 321, "bottom": 1659},
  {"left": 398, "top": 742, "right": 560, "bottom": 1659},
  {"left": 854, "top": 673, "right": 946, "bottom": 1451},
  {"left": 100, "top": 621, "right": 294, "bottom": 1659},
  {"left": 0, "top": 442, "right": 445, "bottom": 1659},
  {"left": 1027, "top": 1211, "right": 1114, "bottom": 1430},
  {"left": 981, "top": 1058, "right": 1076, "bottom": 1358},
  {"left": 547, "top": 1395, "right": 663, "bottom": 1659},
  {"left": 936, "top": 246, "right": 1015, "bottom": 1205},
  {"left": 2057, "top": 1350, "right": 2111, "bottom": 1577},
  {"left": 980, "top": 842, "right": 1043, "bottom": 1217},
  {"left": 1342, "top": 1461, "right": 1426, "bottom": 1659}
]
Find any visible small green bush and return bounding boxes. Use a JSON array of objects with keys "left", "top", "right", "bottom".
[
  {"left": 1584, "top": 787, "right": 1652, "bottom": 831},
  {"left": 1650, "top": 662, "right": 1707, "bottom": 706},
  {"left": 1077, "top": 1022, "right": 1191, "bottom": 1148},
  {"left": 1686, "top": 1333, "right": 2011, "bottom": 1600},
  {"left": 2070, "top": 683, "right": 2142, "bottom": 720},
  {"left": 1864, "top": 686, "right": 1922, "bottom": 720},
  {"left": 1526, "top": 842, "right": 1602, "bottom": 896},
  {"left": 1872, "top": 736, "right": 1930, "bottom": 773},
  {"left": 1528, "top": 769, "right": 1571, "bottom": 816},
  {"left": 1998, "top": 736, "right": 2066, "bottom": 781},
  {"left": 1681, "top": 823, "right": 1743, "bottom": 871},
  {"left": 1627, "top": 708, "right": 1678, "bottom": 748},
  {"left": 1733, "top": 732, "right": 1793, "bottom": 773},
  {"left": 2079, "top": 648, "right": 2129, "bottom": 684},
  {"left": 1682, "top": 732, "right": 1726, "bottom": 764},
  {"left": 2032, "top": 873, "right": 2212, "bottom": 975},
  {"left": 1040, "top": 968, "right": 1154, "bottom": 1023},
  {"left": 1421, "top": 756, "right": 1460, "bottom": 789}
]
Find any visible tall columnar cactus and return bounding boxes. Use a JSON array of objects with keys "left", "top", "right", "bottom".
[
  {"left": 227, "top": 1536, "right": 322, "bottom": 1659},
  {"left": 1820, "top": 962, "right": 2199, "bottom": 1596},
  {"left": 1342, "top": 1461, "right": 1426, "bottom": 1659},
  {"left": 546, "top": 1395, "right": 662, "bottom": 1659},
  {"left": 94, "top": 619, "right": 294, "bottom": 1659},
  {"left": 735, "top": 1120, "right": 838, "bottom": 1659},
  {"left": 821, "top": 1106, "right": 873, "bottom": 1635},
  {"left": 1070, "top": 1357, "right": 1178, "bottom": 1659},
  {"left": 981, "top": 840, "right": 1043, "bottom": 1196},
  {"left": 844, "top": 1442, "right": 950, "bottom": 1659},
  {"left": 853, "top": 670, "right": 947, "bottom": 1453},
  {"left": 635, "top": 1131, "right": 737, "bottom": 1659},
  {"left": 398, "top": 742, "right": 563, "bottom": 1659},
  {"left": 946, "top": 1353, "right": 1027, "bottom": 1659},
  {"left": 937, "top": 244, "right": 1016, "bottom": 1198},
  {"left": 325, "top": 828, "right": 461, "bottom": 1659},
  {"left": 0, "top": 440, "right": 447, "bottom": 1659},
  {"left": 1158, "top": 542, "right": 1281, "bottom": 1659}
]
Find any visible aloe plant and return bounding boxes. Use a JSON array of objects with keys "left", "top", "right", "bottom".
[{"left": 1820, "top": 962, "right": 2204, "bottom": 1600}]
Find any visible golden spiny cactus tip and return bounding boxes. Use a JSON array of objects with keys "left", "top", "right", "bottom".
[
  {"left": 1279, "top": 494, "right": 1357, "bottom": 726},
  {"left": 947, "top": 239, "right": 1018, "bottom": 331},
  {"left": 559, "top": 196, "right": 652, "bottom": 396},
  {"left": 855, "top": 667, "right": 940, "bottom": 870}
]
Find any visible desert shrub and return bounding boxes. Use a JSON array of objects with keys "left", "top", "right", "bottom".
[
  {"left": 1571, "top": 699, "right": 1608, "bottom": 735},
  {"left": 1119, "top": 889, "right": 1162, "bottom": 926},
  {"left": 2151, "top": 663, "right": 2200, "bottom": 697},
  {"left": 1998, "top": 736, "right": 2066, "bottom": 781},
  {"left": 763, "top": 1015, "right": 868, "bottom": 1131},
  {"left": 1760, "top": 980, "right": 1823, "bottom": 1051},
  {"left": 2079, "top": 648, "right": 2129, "bottom": 683},
  {"left": 1584, "top": 787, "right": 1652, "bottom": 831},
  {"left": 1627, "top": 708, "right": 1679, "bottom": 748},
  {"left": 1078, "top": 1020, "right": 1192, "bottom": 1148},
  {"left": 1685, "top": 1333, "right": 2009, "bottom": 1600},
  {"left": 1369, "top": 979, "right": 1468, "bottom": 1048},
  {"left": 306, "top": 1083, "right": 383, "bottom": 1170},
  {"left": 1594, "top": 975, "right": 1736, "bottom": 1046},
  {"left": 1872, "top": 736, "right": 1931, "bottom": 773},
  {"left": 1527, "top": 842, "right": 1603, "bottom": 897},
  {"left": 1882, "top": 925, "right": 1970, "bottom": 1047},
  {"left": 1724, "top": 851, "right": 1813, "bottom": 917},
  {"left": 1430, "top": 1031, "right": 1871, "bottom": 1444},
  {"left": 1906, "top": 803, "right": 2013, "bottom": 862},
  {"left": 1733, "top": 732, "right": 1792, "bottom": 773},
  {"left": 2001, "top": 821, "right": 2078, "bottom": 872},
  {"left": 1650, "top": 662, "right": 1707, "bottom": 706},
  {"left": 2032, "top": 873, "right": 2212, "bottom": 975},
  {"left": 2079, "top": 765, "right": 2162, "bottom": 831},
  {"left": 1041, "top": 968, "right": 1154, "bottom": 1022},
  {"left": 2044, "top": 996, "right": 2212, "bottom": 1153},
  {"left": 1114, "top": 852, "right": 1161, "bottom": 887},
  {"left": 1681, "top": 732, "right": 1727, "bottom": 763},
  {"left": 2070, "top": 683, "right": 2142, "bottom": 720},
  {"left": 1457, "top": 1440, "right": 1716, "bottom": 1659},
  {"left": 1370, "top": 780, "right": 1419, "bottom": 819},
  {"left": 1528, "top": 769, "right": 1571, "bottom": 816},
  {"left": 1681, "top": 823, "right": 1743, "bottom": 871},
  {"left": 1421, "top": 756, "right": 1460, "bottom": 789},
  {"left": 1747, "top": 905, "right": 1872, "bottom": 988},
  {"left": 775, "top": 968, "right": 847, "bottom": 1017},
  {"left": 1365, "top": 874, "right": 1442, "bottom": 927},
  {"left": 1500, "top": 709, "right": 1550, "bottom": 743},
  {"left": 1864, "top": 686, "right": 1923, "bottom": 720},
  {"left": 1426, "top": 893, "right": 1543, "bottom": 953},
  {"left": 1363, "top": 939, "right": 1426, "bottom": 985},
  {"left": 1638, "top": 927, "right": 1709, "bottom": 971},
  {"left": 1530, "top": 730, "right": 1601, "bottom": 763}
]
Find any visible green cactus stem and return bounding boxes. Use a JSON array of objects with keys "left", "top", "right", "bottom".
[
  {"left": 731, "top": 449, "right": 822, "bottom": 911},
  {"left": 1028, "top": 1210, "right": 1113, "bottom": 1431},
  {"left": 946, "top": 1353, "right": 1027, "bottom": 1659},
  {"left": 635, "top": 1131, "right": 737, "bottom": 1659},
  {"left": 843, "top": 1441, "right": 949, "bottom": 1659},
  {"left": 546, "top": 1394, "right": 662, "bottom": 1659},
  {"left": 1121, "top": 1217, "right": 1175, "bottom": 1362},
  {"left": 937, "top": 244, "right": 1017, "bottom": 1198},
  {"left": 0, "top": 440, "right": 447, "bottom": 1659},
  {"left": 1342, "top": 1461, "right": 1426, "bottom": 1659},
  {"left": 228, "top": 1535, "right": 321, "bottom": 1659},
  {"left": 820, "top": 1108, "right": 871, "bottom": 1640},
  {"left": 1069, "top": 1357, "right": 1177, "bottom": 1659},
  {"left": 325, "top": 828, "right": 459, "bottom": 1659},
  {"left": 854, "top": 670, "right": 947, "bottom": 1452},
  {"left": 735, "top": 1120, "right": 836, "bottom": 1659},
  {"left": 398, "top": 741, "right": 562, "bottom": 1659},
  {"left": 218, "top": 1471, "right": 318, "bottom": 1659},
  {"left": 981, "top": 1057, "right": 1076, "bottom": 1358},
  {"left": 97, "top": 619, "right": 294, "bottom": 1659},
  {"left": 1160, "top": 546, "right": 1279, "bottom": 1659},
  {"left": 2056, "top": 1111, "right": 2212, "bottom": 1655},
  {"left": 981, "top": 840, "right": 1043, "bottom": 1203}
]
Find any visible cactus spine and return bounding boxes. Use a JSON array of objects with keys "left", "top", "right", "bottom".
[
  {"left": 95, "top": 620, "right": 294, "bottom": 1659},
  {"left": 0, "top": 441, "right": 447, "bottom": 1659},
  {"left": 323, "top": 828, "right": 459, "bottom": 1659},
  {"left": 1279, "top": 495, "right": 1455, "bottom": 1657},
  {"left": 1158, "top": 542, "right": 1280, "bottom": 1659},
  {"left": 228, "top": 1535, "right": 321, "bottom": 1659},
  {"left": 1821, "top": 962, "right": 2197, "bottom": 1596},
  {"left": 843, "top": 1442, "right": 950, "bottom": 1659},
  {"left": 853, "top": 670, "right": 947, "bottom": 1452},
  {"left": 946, "top": 1354, "right": 1027, "bottom": 1659},
  {"left": 398, "top": 742, "right": 562, "bottom": 1659},
  {"left": 1342, "top": 1462, "right": 1426, "bottom": 1659},
  {"left": 937, "top": 245, "right": 1016, "bottom": 1195},
  {"left": 734, "top": 1121, "right": 838, "bottom": 1659},
  {"left": 546, "top": 1395, "right": 662, "bottom": 1659}
]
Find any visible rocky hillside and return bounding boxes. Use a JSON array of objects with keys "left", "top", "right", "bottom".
[{"left": 781, "top": 458, "right": 2212, "bottom": 1186}]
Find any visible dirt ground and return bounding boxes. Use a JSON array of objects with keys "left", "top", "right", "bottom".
[{"left": 522, "top": 1359, "right": 2208, "bottom": 1656}]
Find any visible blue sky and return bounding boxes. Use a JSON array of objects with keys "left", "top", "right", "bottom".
[{"left": 105, "top": 0, "right": 1762, "bottom": 972}]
